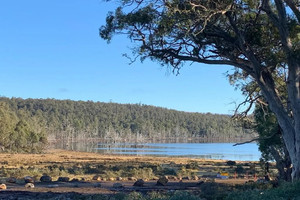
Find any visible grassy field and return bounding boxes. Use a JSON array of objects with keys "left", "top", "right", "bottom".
[
  {"left": 1, "top": 149, "right": 298, "bottom": 200},
  {"left": 0, "top": 149, "right": 267, "bottom": 181}
]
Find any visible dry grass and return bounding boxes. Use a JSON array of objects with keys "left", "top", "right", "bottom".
[{"left": 0, "top": 149, "right": 270, "bottom": 184}]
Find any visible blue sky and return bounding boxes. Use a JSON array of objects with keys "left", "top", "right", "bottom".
[{"left": 0, "top": 0, "right": 245, "bottom": 114}]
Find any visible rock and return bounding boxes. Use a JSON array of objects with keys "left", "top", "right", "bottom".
[
  {"left": 0, "top": 184, "right": 7, "bottom": 190},
  {"left": 57, "top": 177, "right": 70, "bottom": 182},
  {"left": 128, "top": 177, "right": 137, "bottom": 181},
  {"left": 71, "top": 178, "right": 80, "bottom": 182},
  {"left": 25, "top": 183, "right": 35, "bottom": 188},
  {"left": 93, "top": 175, "right": 101, "bottom": 181},
  {"left": 133, "top": 179, "right": 145, "bottom": 187},
  {"left": 24, "top": 176, "right": 34, "bottom": 183},
  {"left": 156, "top": 176, "right": 168, "bottom": 186},
  {"left": 113, "top": 183, "right": 124, "bottom": 188},
  {"left": 108, "top": 177, "right": 115, "bottom": 181},
  {"left": 6, "top": 177, "right": 17, "bottom": 183},
  {"left": 182, "top": 176, "right": 191, "bottom": 180},
  {"left": 102, "top": 178, "right": 107, "bottom": 181},
  {"left": 93, "top": 183, "right": 102, "bottom": 188},
  {"left": 116, "top": 177, "right": 123, "bottom": 181},
  {"left": 40, "top": 175, "right": 52, "bottom": 182},
  {"left": 226, "top": 160, "right": 236, "bottom": 166},
  {"left": 193, "top": 176, "right": 199, "bottom": 181}
]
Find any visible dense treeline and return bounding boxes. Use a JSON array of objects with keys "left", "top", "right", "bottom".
[
  {"left": 0, "top": 97, "right": 255, "bottom": 152},
  {"left": 0, "top": 101, "right": 47, "bottom": 153}
]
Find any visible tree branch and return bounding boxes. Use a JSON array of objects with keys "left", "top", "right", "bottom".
[
  {"left": 284, "top": 0, "right": 300, "bottom": 23},
  {"left": 233, "top": 130, "right": 279, "bottom": 146}
]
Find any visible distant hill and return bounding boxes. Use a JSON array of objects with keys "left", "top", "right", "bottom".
[{"left": 0, "top": 97, "right": 256, "bottom": 152}]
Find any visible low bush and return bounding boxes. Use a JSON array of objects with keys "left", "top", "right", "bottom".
[{"left": 225, "top": 181, "right": 300, "bottom": 200}]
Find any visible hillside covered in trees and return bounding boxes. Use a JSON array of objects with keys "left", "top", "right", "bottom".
[{"left": 0, "top": 97, "right": 255, "bottom": 152}]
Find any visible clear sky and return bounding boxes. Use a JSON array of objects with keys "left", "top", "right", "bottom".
[{"left": 0, "top": 0, "right": 245, "bottom": 114}]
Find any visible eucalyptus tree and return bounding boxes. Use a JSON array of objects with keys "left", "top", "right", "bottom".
[
  {"left": 100, "top": 0, "right": 300, "bottom": 180},
  {"left": 254, "top": 104, "right": 292, "bottom": 181},
  {"left": 0, "top": 102, "right": 17, "bottom": 151}
]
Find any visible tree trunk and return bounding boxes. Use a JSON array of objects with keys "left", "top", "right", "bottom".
[{"left": 269, "top": 146, "right": 292, "bottom": 181}]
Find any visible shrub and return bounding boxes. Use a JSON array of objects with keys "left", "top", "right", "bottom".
[
  {"left": 225, "top": 181, "right": 300, "bottom": 200},
  {"left": 235, "top": 165, "right": 245, "bottom": 174},
  {"left": 169, "top": 191, "right": 202, "bottom": 200}
]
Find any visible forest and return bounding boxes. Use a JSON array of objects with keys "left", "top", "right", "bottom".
[{"left": 0, "top": 97, "right": 255, "bottom": 153}]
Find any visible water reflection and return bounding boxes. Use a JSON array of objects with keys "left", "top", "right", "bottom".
[
  {"left": 95, "top": 143, "right": 260, "bottom": 161},
  {"left": 49, "top": 140, "right": 261, "bottom": 161}
]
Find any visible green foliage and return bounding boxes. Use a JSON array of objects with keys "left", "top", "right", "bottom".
[
  {"left": 235, "top": 165, "right": 245, "bottom": 174},
  {"left": 100, "top": 0, "right": 300, "bottom": 180},
  {"left": 254, "top": 103, "right": 292, "bottom": 181},
  {"left": 254, "top": 105, "right": 282, "bottom": 160},
  {"left": 169, "top": 191, "right": 201, "bottom": 200},
  {"left": 0, "top": 101, "right": 46, "bottom": 153},
  {"left": 0, "top": 97, "right": 253, "bottom": 147},
  {"left": 225, "top": 181, "right": 300, "bottom": 200}
]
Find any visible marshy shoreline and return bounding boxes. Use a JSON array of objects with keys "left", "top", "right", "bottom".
[{"left": 0, "top": 149, "right": 277, "bottom": 199}]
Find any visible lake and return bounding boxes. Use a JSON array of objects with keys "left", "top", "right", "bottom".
[{"left": 94, "top": 143, "right": 261, "bottom": 161}]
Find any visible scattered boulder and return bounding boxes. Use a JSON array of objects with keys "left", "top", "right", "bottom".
[
  {"left": 182, "top": 176, "right": 191, "bottom": 180},
  {"left": 40, "top": 175, "right": 52, "bottom": 182},
  {"left": 156, "top": 176, "right": 168, "bottom": 186},
  {"left": 116, "top": 177, "right": 123, "bottom": 181},
  {"left": 169, "top": 176, "right": 177, "bottom": 181},
  {"left": 113, "top": 183, "right": 124, "bottom": 188},
  {"left": 6, "top": 177, "right": 17, "bottom": 183},
  {"left": 108, "top": 177, "right": 115, "bottom": 181},
  {"left": 24, "top": 176, "right": 34, "bottom": 183},
  {"left": 128, "top": 177, "right": 137, "bottom": 181},
  {"left": 25, "top": 183, "right": 35, "bottom": 188},
  {"left": 57, "top": 177, "right": 70, "bottom": 182},
  {"left": 0, "top": 184, "right": 7, "bottom": 190},
  {"left": 92, "top": 175, "right": 101, "bottom": 181},
  {"left": 133, "top": 179, "right": 145, "bottom": 187},
  {"left": 193, "top": 176, "right": 199, "bottom": 181},
  {"left": 226, "top": 160, "right": 236, "bottom": 166}
]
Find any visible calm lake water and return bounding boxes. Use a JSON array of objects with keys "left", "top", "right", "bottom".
[{"left": 94, "top": 143, "right": 261, "bottom": 161}]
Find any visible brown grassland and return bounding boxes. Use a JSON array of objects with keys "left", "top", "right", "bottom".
[{"left": 0, "top": 149, "right": 275, "bottom": 199}]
